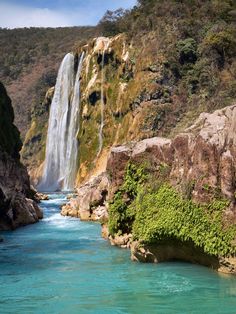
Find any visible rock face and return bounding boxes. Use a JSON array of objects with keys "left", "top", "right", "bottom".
[
  {"left": 21, "top": 87, "right": 54, "bottom": 187},
  {"left": 106, "top": 104, "right": 236, "bottom": 274},
  {"left": 107, "top": 137, "right": 173, "bottom": 197},
  {"left": 61, "top": 173, "right": 109, "bottom": 221},
  {"left": 0, "top": 82, "right": 42, "bottom": 230},
  {"left": 60, "top": 96, "right": 236, "bottom": 273},
  {"left": 131, "top": 241, "right": 236, "bottom": 275},
  {"left": 107, "top": 105, "right": 236, "bottom": 209}
]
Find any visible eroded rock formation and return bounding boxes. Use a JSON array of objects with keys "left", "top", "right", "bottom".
[{"left": 0, "top": 82, "right": 42, "bottom": 230}]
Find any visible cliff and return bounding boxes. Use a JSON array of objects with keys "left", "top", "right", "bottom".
[
  {"left": 0, "top": 82, "right": 42, "bottom": 230},
  {"left": 23, "top": 0, "right": 236, "bottom": 186},
  {"left": 62, "top": 104, "right": 236, "bottom": 274}
]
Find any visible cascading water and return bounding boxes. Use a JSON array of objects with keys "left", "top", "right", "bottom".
[
  {"left": 64, "top": 52, "right": 84, "bottom": 189},
  {"left": 39, "top": 52, "right": 84, "bottom": 192}
]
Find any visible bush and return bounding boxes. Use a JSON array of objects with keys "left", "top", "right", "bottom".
[
  {"left": 177, "top": 38, "right": 198, "bottom": 64},
  {"left": 200, "top": 25, "right": 236, "bottom": 66}
]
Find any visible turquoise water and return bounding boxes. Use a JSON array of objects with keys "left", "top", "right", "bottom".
[{"left": 0, "top": 194, "right": 236, "bottom": 314}]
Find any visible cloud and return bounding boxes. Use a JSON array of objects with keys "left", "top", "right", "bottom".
[
  {"left": 0, "top": 0, "right": 137, "bottom": 29},
  {"left": 0, "top": 3, "right": 72, "bottom": 28}
]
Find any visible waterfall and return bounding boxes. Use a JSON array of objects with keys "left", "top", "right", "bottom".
[
  {"left": 64, "top": 52, "right": 84, "bottom": 189},
  {"left": 39, "top": 52, "right": 84, "bottom": 192}
]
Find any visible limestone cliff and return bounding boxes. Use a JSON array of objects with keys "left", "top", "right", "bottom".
[
  {"left": 22, "top": 21, "right": 236, "bottom": 188},
  {"left": 0, "top": 82, "right": 42, "bottom": 230}
]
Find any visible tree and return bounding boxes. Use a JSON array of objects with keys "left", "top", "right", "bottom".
[{"left": 98, "top": 8, "right": 127, "bottom": 36}]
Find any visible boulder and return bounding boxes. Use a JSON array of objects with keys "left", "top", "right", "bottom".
[{"left": 61, "top": 173, "right": 109, "bottom": 221}]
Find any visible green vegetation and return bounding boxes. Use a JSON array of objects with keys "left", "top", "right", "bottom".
[
  {"left": 109, "top": 163, "right": 236, "bottom": 257},
  {"left": 177, "top": 38, "right": 198, "bottom": 65},
  {"left": 108, "top": 163, "right": 147, "bottom": 235},
  {"left": 132, "top": 185, "right": 236, "bottom": 256},
  {"left": 0, "top": 27, "right": 96, "bottom": 83},
  {"left": 97, "top": 0, "right": 236, "bottom": 138}
]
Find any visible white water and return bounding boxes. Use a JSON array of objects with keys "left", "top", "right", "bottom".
[
  {"left": 64, "top": 52, "right": 85, "bottom": 189},
  {"left": 39, "top": 52, "right": 84, "bottom": 192}
]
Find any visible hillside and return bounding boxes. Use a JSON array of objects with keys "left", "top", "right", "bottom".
[
  {"left": 22, "top": 0, "right": 236, "bottom": 186},
  {"left": 0, "top": 26, "right": 97, "bottom": 137}
]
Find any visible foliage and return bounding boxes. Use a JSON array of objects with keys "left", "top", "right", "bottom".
[
  {"left": 200, "top": 26, "right": 236, "bottom": 66},
  {"left": 98, "top": 9, "right": 128, "bottom": 37},
  {"left": 108, "top": 163, "right": 147, "bottom": 236},
  {"left": 108, "top": 161, "right": 236, "bottom": 257},
  {"left": 177, "top": 38, "right": 198, "bottom": 64},
  {"left": 131, "top": 185, "right": 236, "bottom": 256}
]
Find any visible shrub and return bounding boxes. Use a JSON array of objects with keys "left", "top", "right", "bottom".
[{"left": 177, "top": 38, "right": 198, "bottom": 64}]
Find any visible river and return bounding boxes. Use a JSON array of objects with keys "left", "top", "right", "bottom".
[{"left": 0, "top": 194, "right": 236, "bottom": 313}]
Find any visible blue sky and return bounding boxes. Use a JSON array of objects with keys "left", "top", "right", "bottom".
[{"left": 0, "top": 0, "right": 137, "bottom": 28}]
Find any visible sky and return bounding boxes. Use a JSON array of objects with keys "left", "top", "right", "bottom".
[{"left": 0, "top": 0, "right": 137, "bottom": 28}]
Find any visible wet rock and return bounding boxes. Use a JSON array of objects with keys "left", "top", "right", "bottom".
[
  {"left": 101, "top": 223, "right": 109, "bottom": 239},
  {"left": 35, "top": 192, "right": 49, "bottom": 201}
]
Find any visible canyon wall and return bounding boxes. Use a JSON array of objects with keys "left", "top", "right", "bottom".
[{"left": 0, "top": 82, "right": 42, "bottom": 230}]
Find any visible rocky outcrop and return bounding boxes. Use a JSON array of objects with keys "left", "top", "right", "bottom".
[
  {"left": 61, "top": 173, "right": 109, "bottom": 221},
  {"left": 107, "top": 137, "right": 173, "bottom": 197},
  {"left": 105, "top": 104, "right": 236, "bottom": 274},
  {"left": 108, "top": 105, "right": 236, "bottom": 208},
  {"left": 131, "top": 241, "right": 236, "bottom": 275},
  {"left": 62, "top": 104, "right": 236, "bottom": 273},
  {"left": 170, "top": 105, "right": 236, "bottom": 206},
  {"left": 0, "top": 82, "right": 42, "bottom": 230}
]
